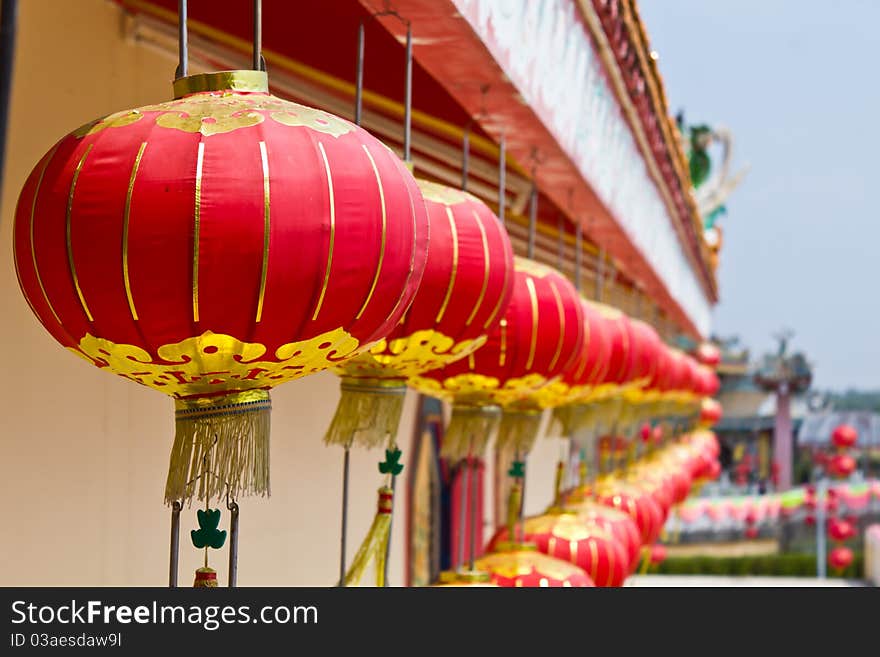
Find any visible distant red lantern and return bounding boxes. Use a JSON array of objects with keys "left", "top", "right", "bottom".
[
  {"left": 744, "top": 526, "right": 759, "bottom": 539},
  {"left": 827, "top": 518, "right": 856, "bottom": 542},
  {"left": 487, "top": 512, "right": 629, "bottom": 587},
  {"left": 475, "top": 546, "right": 595, "bottom": 587},
  {"left": 699, "top": 398, "right": 723, "bottom": 427},
  {"left": 652, "top": 425, "right": 664, "bottom": 444},
  {"left": 831, "top": 424, "right": 858, "bottom": 449},
  {"left": 828, "top": 546, "right": 854, "bottom": 572},
  {"left": 829, "top": 453, "right": 857, "bottom": 478},
  {"left": 640, "top": 423, "right": 653, "bottom": 443},
  {"left": 649, "top": 543, "right": 667, "bottom": 565},
  {"left": 696, "top": 342, "right": 721, "bottom": 367},
  {"left": 564, "top": 498, "right": 643, "bottom": 572},
  {"left": 805, "top": 514, "right": 816, "bottom": 527}
]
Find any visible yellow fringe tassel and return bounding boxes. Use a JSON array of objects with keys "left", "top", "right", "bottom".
[
  {"left": 344, "top": 486, "right": 394, "bottom": 587},
  {"left": 165, "top": 390, "right": 271, "bottom": 505},
  {"left": 495, "top": 409, "right": 544, "bottom": 454},
  {"left": 440, "top": 405, "right": 501, "bottom": 460},
  {"left": 323, "top": 378, "right": 406, "bottom": 449}
]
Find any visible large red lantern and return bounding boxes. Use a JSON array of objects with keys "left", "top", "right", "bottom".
[
  {"left": 411, "top": 258, "right": 583, "bottom": 457},
  {"left": 487, "top": 511, "right": 629, "bottom": 587},
  {"left": 13, "top": 71, "right": 430, "bottom": 503},
  {"left": 831, "top": 424, "right": 858, "bottom": 449},
  {"left": 323, "top": 180, "right": 514, "bottom": 448}
]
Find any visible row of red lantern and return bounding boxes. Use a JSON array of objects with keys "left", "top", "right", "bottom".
[
  {"left": 453, "top": 430, "right": 722, "bottom": 587},
  {"left": 13, "top": 60, "right": 720, "bottom": 588}
]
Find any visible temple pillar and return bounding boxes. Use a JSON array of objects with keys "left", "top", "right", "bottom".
[{"left": 773, "top": 384, "right": 793, "bottom": 490}]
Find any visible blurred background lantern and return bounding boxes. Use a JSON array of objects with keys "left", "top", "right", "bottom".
[
  {"left": 695, "top": 342, "right": 721, "bottom": 367},
  {"left": 13, "top": 69, "right": 430, "bottom": 505},
  {"left": 831, "top": 424, "right": 858, "bottom": 449},
  {"left": 474, "top": 544, "right": 594, "bottom": 587},
  {"left": 486, "top": 511, "right": 629, "bottom": 586},
  {"left": 828, "top": 546, "right": 854, "bottom": 573}
]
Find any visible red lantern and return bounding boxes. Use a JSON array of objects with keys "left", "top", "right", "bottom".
[
  {"left": 487, "top": 512, "right": 629, "bottom": 587},
  {"left": 13, "top": 70, "right": 430, "bottom": 503},
  {"left": 829, "top": 453, "right": 857, "bottom": 478},
  {"left": 827, "top": 518, "right": 856, "bottom": 542},
  {"left": 547, "top": 299, "right": 613, "bottom": 436},
  {"left": 564, "top": 499, "right": 643, "bottom": 572},
  {"left": 412, "top": 258, "right": 584, "bottom": 457},
  {"left": 474, "top": 545, "right": 595, "bottom": 587},
  {"left": 324, "top": 180, "right": 514, "bottom": 448},
  {"left": 828, "top": 546, "right": 854, "bottom": 572},
  {"left": 649, "top": 543, "right": 667, "bottom": 565},
  {"left": 595, "top": 479, "right": 665, "bottom": 546},
  {"left": 699, "top": 398, "right": 723, "bottom": 427},
  {"left": 744, "top": 526, "right": 759, "bottom": 539},
  {"left": 831, "top": 424, "right": 858, "bottom": 449},
  {"left": 696, "top": 342, "right": 721, "bottom": 367}
]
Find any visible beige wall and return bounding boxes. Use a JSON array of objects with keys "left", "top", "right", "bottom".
[{"left": 0, "top": 0, "right": 561, "bottom": 586}]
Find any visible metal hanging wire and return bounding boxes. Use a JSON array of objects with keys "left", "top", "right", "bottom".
[{"left": 338, "top": 7, "right": 414, "bottom": 588}]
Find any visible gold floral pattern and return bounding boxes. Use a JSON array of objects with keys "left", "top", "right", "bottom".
[
  {"left": 135, "top": 93, "right": 354, "bottom": 138},
  {"left": 71, "top": 109, "right": 144, "bottom": 138},
  {"left": 71, "top": 328, "right": 361, "bottom": 399},
  {"left": 334, "top": 329, "right": 487, "bottom": 380},
  {"left": 475, "top": 549, "right": 587, "bottom": 582},
  {"left": 409, "top": 371, "right": 553, "bottom": 407}
]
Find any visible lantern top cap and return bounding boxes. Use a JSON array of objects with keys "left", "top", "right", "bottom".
[{"left": 173, "top": 70, "right": 269, "bottom": 99}]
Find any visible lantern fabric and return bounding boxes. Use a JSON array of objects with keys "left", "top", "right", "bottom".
[
  {"left": 13, "top": 70, "right": 430, "bottom": 503},
  {"left": 831, "top": 424, "right": 858, "bottom": 449},
  {"left": 474, "top": 545, "right": 594, "bottom": 587},
  {"left": 323, "top": 179, "right": 514, "bottom": 448},
  {"left": 411, "top": 257, "right": 583, "bottom": 457},
  {"left": 487, "top": 511, "right": 629, "bottom": 587}
]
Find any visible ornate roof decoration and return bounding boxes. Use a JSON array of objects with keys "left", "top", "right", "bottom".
[{"left": 587, "top": 0, "right": 718, "bottom": 299}]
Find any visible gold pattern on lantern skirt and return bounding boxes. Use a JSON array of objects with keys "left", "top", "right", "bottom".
[
  {"left": 524, "top": 513, "right": 616, "bottom": 543},
  {"left": 336, "top": 330, "right": 487, "bottom": 380},
  {"left": 409, "top": 372, "right": 552, "bottom": 407},
  {"left": 70, "top": 328, "right": 361, "bottom": 399},
  {"left": 476, "top": 549, "right": 586, "bottom": 582},
  {"left": 71, "top": 109, "right": 144, "bottom": 138}
]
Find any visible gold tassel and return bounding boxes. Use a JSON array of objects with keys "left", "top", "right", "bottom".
[
  {"left": 495, "top": 409, "right": 543, "bottom": 454},
  {"left": 323, "top": 378, "right": 406, "bottom": 449},
  {"left": 344, "top": 486, "right": 394, "bottom": 587},
  {"left": 440, "top": 405, "right": 501, "bottom": 460},
  {"left": 165, "top": 390, "right": 271, "bottom": 505}
]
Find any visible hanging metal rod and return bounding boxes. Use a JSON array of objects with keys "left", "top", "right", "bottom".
[
  {"left": 174, "top": 0, "right": 187, "bottom": 78},
  {"left": 252, "top": 0, "right": 265, "bottom": 71},
  {"left": 355, "top": 14, "right": 412, "bottom": 163},
  {"left": 461, "top": 126, "right": 470, "bottom": 191},
  {"left": 498, "top": 135, "right": 506, "bottom": 226},
  {"left": 527, "top": 184, "right": 537, "bottom": 259}
]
